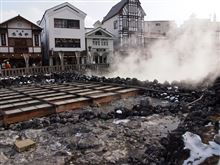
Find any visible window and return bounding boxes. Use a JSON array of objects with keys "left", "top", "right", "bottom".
[
  {"left": 101, "top": 39, "right": 108, "bottom": 46},
  {"left": 114, "top": 20, "right": 118, "bottom": 29},
  {"left": 95, "top": 31, "right": 102, "bottom": 35},
  {"left": 55, "top": 38, "right": 81, "bottom": 48},
  {"left": 93, "top": 39, "right": 100, "bottom": 46},
  {"left": 54, "top": 19, "right": 80, "bottom": 29},
  {"left": 34, "top": 34, "right": 39, "bottom": 46},
  {"left": 1, "top": 33, "right": 6, "bottom": 46},
  {"left": 156, "top": 23, "right": 161, "bottom": 26}
]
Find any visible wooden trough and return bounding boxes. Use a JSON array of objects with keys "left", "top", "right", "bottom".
[{"left": 0, "top": 82, "right": 141, "bottom": 126}]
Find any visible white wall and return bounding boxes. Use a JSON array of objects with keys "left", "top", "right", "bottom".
[
  {"left": 46, "top": 6, "right": 86, "bottom": 52},
  {"left": 102, "top": 15, "right": 119, "bottom": 39},
  {"left": 7, "top": 19, "right": 31, "bottom": 29},
  {"left": 145, "top": 21, "right": 174, "bottom": 36}
]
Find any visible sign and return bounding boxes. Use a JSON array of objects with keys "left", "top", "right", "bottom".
[{"left": 8, "top": 29, "right": 32, "bottom": 38}]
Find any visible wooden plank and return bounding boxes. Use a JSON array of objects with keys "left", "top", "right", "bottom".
[
  {"left": 115, "top": 88, "right": 140, "bottom": 98},
  {"left": 68, "top": 89, "right": 92, "bottom": 94},
  {"left": 89, "top": 92, "right": 120, "bottom": 105},
  {"left": 44, "top": 94, "right": 75, "bottom": 101},
  {"left": 77, "top": 90, "right": 102, "bottom": 96},
  {"left": 55, "top": 97, "right": 91, "bottom": 113},
  {"left": 94, "top": 86, "right": 114, "bottom": 90},
  {"left": 36, "top": 92, "right": 66, "bottom": 99},
  {"left": 3, "top": 106, "right": 54, "bottom": 125},
  {"left": 103, "top": 87, "right": 124, "bottom": 91}
]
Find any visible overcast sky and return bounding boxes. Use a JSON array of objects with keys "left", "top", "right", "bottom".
[{"left": 1, "top": 0, "right": 220, "bottom": 27}]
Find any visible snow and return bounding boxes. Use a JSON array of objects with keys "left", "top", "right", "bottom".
[
  {"left": 205, "top": 122, "right": 213, "bottom": 127},
  {"left": 113, "top": 119, "right": 130, "bottom": 124},
  {"left": 182, "top": 132, "right": 220, "bottom": 165},
  {"left": 116, "top": 110, "right": 123, "bottom": 114}
]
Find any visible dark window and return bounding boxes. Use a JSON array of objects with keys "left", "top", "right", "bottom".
[
  {"left": 55, "top": 38, "right": 81, "bottom": 48},
  {"left": 93, "top": 39, "right": 100, "bottom": 46},
  {"left": 95, "top": 31, "right": 102, "bottom": 35},
  {"left": 34, "top": 34, "right": 39, "bottom": 46},
  {"left": 156, "top": 23, "right": 161, "bottom": 26},
  {"left": 54, "top": 19, "right": 80, "bottom": 29},
  {"left": 1, "top": 33, "right": 6, "bottom": 46},
  {"left": 114, "top": 20, "right": 118, "bottom": 29}
]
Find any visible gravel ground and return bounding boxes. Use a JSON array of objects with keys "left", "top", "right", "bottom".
[{"left": 0, "top": 96, "right": 182, "bottom": 165}]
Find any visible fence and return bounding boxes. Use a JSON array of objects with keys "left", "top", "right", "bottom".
[{"left": 0, "top": 64, "right": 109, "bottom": 77}]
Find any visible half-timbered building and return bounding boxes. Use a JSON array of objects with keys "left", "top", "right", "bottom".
[{"left": 102, "top": 0, "right": 146, "bottom": 49}]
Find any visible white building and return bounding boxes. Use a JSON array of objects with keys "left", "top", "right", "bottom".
[
  {"left": 102, "top": 0, "right": 146, "bottom": 49},
  {"left": 85, "top": 27, "right": 114, "bottom": 64},
  {"left": 0, "top": 15, "right": 42, "bottom": 68},
  {"left": 39, "top": 2, "right": 86, "bottom": 66},
  {"left": 144, "top": 20, "right": 176, "bottom": 48}
]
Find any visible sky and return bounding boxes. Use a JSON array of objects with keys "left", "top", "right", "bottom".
[{"left": 0, "top": 0, "right": 220, "bottom": 27}]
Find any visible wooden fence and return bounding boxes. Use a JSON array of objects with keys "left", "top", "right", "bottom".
[{"left": 0, "top": 64, "right": 109, "bottom": 77}]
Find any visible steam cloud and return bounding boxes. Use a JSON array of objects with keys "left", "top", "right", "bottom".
[{"left": 107, "top": 18, "right": 220, "bottom": 84}]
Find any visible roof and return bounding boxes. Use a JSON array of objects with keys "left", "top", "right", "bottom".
[
  {"left": 85, "top": 28, "right": 94, "bottom": 33},
  {"left": 145, "top": 20, "right": 175, "bottom": 23},
  {"left": 86, "top": 27, "right": 115, "bottom": 38},
  {"left": 0, "top": 15, "right": 42, "bottom": 30},
  {"left": 102, "top": 0, "right": 128, "bottom": 23},
  {"left": 39, "top": 2, "right": 87, "bottom": 25},
  {"left": 102, "top": 0, "right": 146, "bottom": 23}
]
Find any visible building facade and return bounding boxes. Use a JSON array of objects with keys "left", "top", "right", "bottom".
[
  {"left": 102, "top": 0, "right": 146, "bottom": 49},
  {"left": 144, "top": 20, "right": 176, "bottom": 48},
  {"left": 0, "top": 15, "right": 42, "bottom": 68},
  {"left": 86, "top": 27, "right": 114, "bottom": 64},
  {"left": 39, "top": 2, "right": 86, "bottom": 66}
]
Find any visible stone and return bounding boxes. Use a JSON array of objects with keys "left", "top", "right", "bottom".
[
  {"left": 140, "top": 97, "right": 152, "bottom": 107},
  {"left": 214, "top": 134, "right": 220, "bottom": 145},
  {"left": 15, "top": 139, "right": 36, "bottom": 152},
  {"left": 77, "top": 134, "right": 101, "bottom": 150},
  {"left": 0, "top": 152, "right": 8, "bottom": 164}
]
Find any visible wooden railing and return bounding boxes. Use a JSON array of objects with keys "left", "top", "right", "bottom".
[{"left": 0, "top": 64, "right": 109, "bottom": 77}]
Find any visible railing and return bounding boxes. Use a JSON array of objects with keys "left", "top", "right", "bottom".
[{"left": 0, "top": 64, "right": 109, "bottom": 77}]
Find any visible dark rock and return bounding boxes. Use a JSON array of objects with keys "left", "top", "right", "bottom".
[
  {"left": 114, "top": 107, "right": 130, "bottom": 119},
  {"left": 79, "top": 111, "right": 96, "bottom": 121}
]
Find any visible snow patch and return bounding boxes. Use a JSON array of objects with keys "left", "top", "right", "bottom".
[
  {"left": 116, "top": 110, "right": 123, "bottom": 114},
  {"left": 113, "top": 119, "right": 130, "bottom": 124},
  {"left": 205, "top": 122, "right": 213, "bottom": 127},
  {"left": 182, "top": 132, "right": 220, "bottom": 165}
]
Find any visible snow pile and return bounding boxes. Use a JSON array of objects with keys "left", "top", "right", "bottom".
[{"left": 182, "top": 132, "right": 220, "bottom": 165}]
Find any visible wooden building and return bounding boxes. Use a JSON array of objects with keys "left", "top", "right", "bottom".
[{"left": 0, "top": 15, "right": 42, "bottom": 68}]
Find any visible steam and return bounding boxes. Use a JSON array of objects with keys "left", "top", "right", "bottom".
[{"left": 108, "top": 18, "right": 220, "bottom": 84}]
